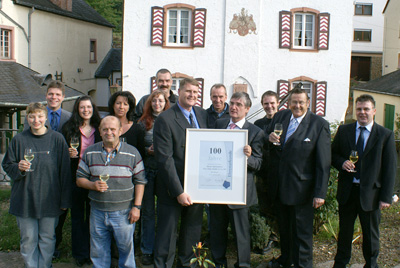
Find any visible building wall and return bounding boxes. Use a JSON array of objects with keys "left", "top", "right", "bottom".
[
  {"left": 353, "top": 89, "right": 399, "bottom": 131},
  {"left": 123, "top": 0, "right": 353, "bottom": 123},
  {"left": 352, "top": 0, "right": 386, "bottom": 54},
  {"left": 0, "top": 0, "right": 113, "bottom": 95},
  {"left": 383, "top": 0, "right": 400, "bottom": 75}
]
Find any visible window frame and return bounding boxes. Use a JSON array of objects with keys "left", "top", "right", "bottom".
[
  {"left": 353, "top": 29, "right": 372, "bottom": 42},
  {"left": 354, "top": 3, "right": 373, "bottom": 15},
  {"left": 293, "top": 13, "right": 315, "bottom": 49},
  {"left": 166, "top": 8, "right": 192, "bottom": 47},
  {"left": 0, "top": 26, "right": 14, "bottom": 61},
  {"left": 89, "top": 39, "right": 97, "bottom": 63}
]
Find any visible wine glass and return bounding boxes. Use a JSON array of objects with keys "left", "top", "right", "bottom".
[
  {"left": 273, "top": 123, "right": 283, "bottom": 145},
  {"left": 70, "top": 137, "right": 79, "bottom": 158},
  {"left": 24, "top": 148, "right": 34, "bottom": 172},
  {"left": 349, "top": 150, "right": 358, "bottom": 172},
  {"left": 99, "top": 173, "right": 110, "bottom": 192}
]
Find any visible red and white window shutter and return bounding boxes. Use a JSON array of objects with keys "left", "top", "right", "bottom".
[
  {"left": 315, "top": 82, "right": 327, "bottom": 116},
  {"left": 151, "top": 7, "right": 164, "bottom": 46},
  {"left": 318, "top": 13, "right": 330, "bottom": 50},
  {"left": 195, "top": 78, "right": 204, "bottom": 107},
  {"left": 279, "top": 11, "right": 291, "bottom": 49},
  {"left": 277, "top": 80, "right": 290, "bottom": 111},
  {"left": 193, "top": 9, "right": 207, "bottom": 47},
  {"left": 150, "top": 76, "right": 157, "bottom": 92}
]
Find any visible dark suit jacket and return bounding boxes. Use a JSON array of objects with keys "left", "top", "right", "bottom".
[
  {"left": 24, "top": 108, "right": 72, "bottom": 132},
  {"left": 267, "top": 109, "right": 331, "bottom": 205},
  {"left": 332, "top": 122, "right": 396, "bottom": 211},
  {"left": 215, "top": 118, "right": 264, "bottom": 209},
  {"left": 154, "top": 104, "right": 208, "bottom": 205}
]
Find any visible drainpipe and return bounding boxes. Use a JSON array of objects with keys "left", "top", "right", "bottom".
[{"left": 28, "top": 7, "right": 35, "bottom": 68}]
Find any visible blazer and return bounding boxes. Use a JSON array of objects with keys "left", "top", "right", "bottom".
[
  {"left": 332, "top": 122, "right": 396, "bottom": 211},
  {"left": 215, "top": 118, "right": 264, "bottom": 209},
  {"left": 267, "top": 109, "right": 331, "bottom": 205},
  {"left": 24, "top": 108, "right": 72, "bottom": 132},
  {"left": 153, "top": 104, "right": 208, "bottom": 204}
]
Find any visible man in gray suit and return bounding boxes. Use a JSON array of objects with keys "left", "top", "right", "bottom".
[
  {"left": 210, "top": 92, "right": 264, "bottom": 268},
  {"left": 153, "top": 78, "right": 208, "bottom": 268},
  {"left": 24, "top": 81, "right": 72, "bottom": 258}
]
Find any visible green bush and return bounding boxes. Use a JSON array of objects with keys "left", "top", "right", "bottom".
[{"left": 249, "top": 206, "right": 270, "bottom": 250}]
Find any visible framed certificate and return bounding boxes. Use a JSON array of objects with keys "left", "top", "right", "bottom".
[{"left": 184, "top": 129, "right": 248, "bottom": 204}]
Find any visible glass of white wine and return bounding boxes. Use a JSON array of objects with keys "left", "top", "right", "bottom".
[
  {"left": 70, "top": 137, "right": 79, "bottom": 158},
  {"left": 99, "top": 173, "right": 110, "bottom": 192},
  {"left": 24, "top": 148, "right": 34, "bottom": 172},
  {"left": 273, "top": 123, "right": 283, "bottom": 145},
  {"left": 349, "top": 150, "right": 358, "bottom": 172}
]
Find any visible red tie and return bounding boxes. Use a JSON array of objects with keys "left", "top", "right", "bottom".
[{"left": 229, "top": 123, "right": 236, "bottom": 129}]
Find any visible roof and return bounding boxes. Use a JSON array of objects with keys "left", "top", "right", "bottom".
[
  {"left": 352, "top": 69, "right": 400, "bottom": 96},
  {"left": 13, "top": 0, "right": 114, "bottom": 28},
  {"left": 0, "top": 61, "right": 84, "bottom": 108},
  {"left": 95, "top": 48, "right": 121, "bottom": 78},
  {"left": 383, "top": 0, "right": 390, "bottom": 13}
]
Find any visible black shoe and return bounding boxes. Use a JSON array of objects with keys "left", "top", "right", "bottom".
[
  {"left": 75, "top": 258, "right": 86, "bottom": 267},
  {"left": 52, "top": 249, "right": 61, "bottom": 260},
  {"left": 141, "top": 254, "right": 154, "bottom": 265}
]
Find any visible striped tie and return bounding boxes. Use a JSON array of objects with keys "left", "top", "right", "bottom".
[
  {"left": 229, "top": 123, "right": 237, "bottom": 129},
  {"left": 285, "top": 118, "right": 298, "bottom": 142}
]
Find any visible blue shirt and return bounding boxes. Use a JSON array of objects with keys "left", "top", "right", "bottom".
[
  {"left": 177, "top": 102, "right": 200, "bottom": 128},
  {"left": 47, "top": 107, "right": 62, "bottom": 129}
]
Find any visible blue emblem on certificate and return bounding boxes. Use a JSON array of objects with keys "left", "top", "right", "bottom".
[{"left": 198, "top": 141, "right": 233, "bottom": 190}]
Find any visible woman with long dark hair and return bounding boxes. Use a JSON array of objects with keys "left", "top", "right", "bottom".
[
  {"left": 137, "top": 90, "right": 170, "bottom": 265},
  {"left": 61, "top": 96, "right": 101, "bottom": 267},
  {"left": 108, "top": 91, "right": 145, "bottom": 157}
]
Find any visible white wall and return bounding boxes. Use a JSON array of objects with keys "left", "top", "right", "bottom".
[
  {"left": 123, "top": 0, "right": 353, "bottom": 123},
  {"left": 352, "top": 0, "right": 386, "bottom": 53},
  {"left": 382, "top": 0, "right": 400, "bottom": 75}
]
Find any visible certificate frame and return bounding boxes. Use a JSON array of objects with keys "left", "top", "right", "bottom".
[{"left": 184, "top": 129, "right": 248, "bottom": 205}]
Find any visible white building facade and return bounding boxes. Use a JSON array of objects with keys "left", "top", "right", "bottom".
[
  {"left": 382, "top": 0, "right": 400, "bottom": 75},
  {"left": 123, "top": 0, "right": 353, "bottom": 123}
]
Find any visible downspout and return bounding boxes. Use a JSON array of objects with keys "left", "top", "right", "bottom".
[{"left": 28, "top": 7, "right": 35, "bottom": 68}]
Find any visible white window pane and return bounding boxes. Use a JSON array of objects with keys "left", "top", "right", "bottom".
[
  {"left": 181, "top": 11, "right": 189, "bottom": 19},
  {"left": 169, "top": 10, "right": 177, "bottom": 19}
]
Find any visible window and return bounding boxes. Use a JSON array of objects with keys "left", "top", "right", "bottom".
[
  {"left": 294, "top": 13, "right": 315, "bottom": 48},
  {"left": 167, "top": 9, "right": 191, "bottom": 46},
  {"left": 279, "top": 9, "right": 330, "bottom": 51},
  {"left": 171, "top": 78, "right": 183, "bottom": 92},
  {"left": 151, "top": 5, "right": 207, "bottom": 48},
  {"left": 0, "top": 28, "right": 11, "bottom": 59},
  {"left": 355, "top": 3, "right": 372, "bottom": 15},
  {"left": 354, "top": 29, "right": 371, "bottom": 41},
  {"left": 90, "top": 39, "right": 97, "bottom": 63}
]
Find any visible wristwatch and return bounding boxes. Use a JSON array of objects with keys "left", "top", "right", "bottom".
[{"left": 133, "top": 205, "right": 142, "bottom": 210}]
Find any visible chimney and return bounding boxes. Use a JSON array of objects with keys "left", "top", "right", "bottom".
[{"left": 49, "top": 0, "right": 72, "bottom": 12}]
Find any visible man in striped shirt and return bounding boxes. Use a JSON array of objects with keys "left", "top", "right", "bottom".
[{"left": 76, "top": 116, "right": 146, "bottom": 268}]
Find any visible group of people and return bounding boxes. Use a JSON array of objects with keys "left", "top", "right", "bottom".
[{"left": 1, "top": 68, "right": 396, "bottom": 268}]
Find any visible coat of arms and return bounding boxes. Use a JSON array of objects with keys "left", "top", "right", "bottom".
[{"left": 229, "top": 8, "right": 257, "bottom": 36}]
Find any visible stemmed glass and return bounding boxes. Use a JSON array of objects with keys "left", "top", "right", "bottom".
[
  {"left": 70, "top": 137, "right": 79, "bottom": 158},
  {"left": 24, "top": 148, "right": 34, "bottom": 172},
  {"left": 273, "top": 123, "right": 283, "bottom": 146},
  {"left": 349, "top": 150, "right": 358, "bottom": 172},
  {"left": 99, "top": 173, "right": 110, "bottom": 192}
]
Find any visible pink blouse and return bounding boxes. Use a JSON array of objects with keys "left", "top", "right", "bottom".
[{"left": 79, "top": 127, "right": 95, "bottom": 159}]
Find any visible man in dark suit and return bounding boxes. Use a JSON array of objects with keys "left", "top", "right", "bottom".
[
  {"left": 206, "top": 83, "right": 230, "bottom": 128},
  {"left": 210, "top": 91, "right": 264, "bottom": 268},
  {"left": 24, "top": 80, "right": 72, "bottom": 259},
  {"left": 153, "top": 78, "right": 208, "bottom": 268},
  {"left": 332, "top": 94, "right": 396, "bottom": 268},
  {"left": 267, "top": 88, "right": 331, "bottom": 268}
]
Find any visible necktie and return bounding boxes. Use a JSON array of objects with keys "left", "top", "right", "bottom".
[
  {"left": 188, "top": 113, "right": 194, "bottom": 128},
  {"left": 50, "top": 111, "right": 58, "bottom": 131},
  {"left": 229, "top": 123, "right": 236, "bottom": 129},
  {"left": 355, "top": 126, "right": 366, "bottom": 180},
  {"left": 285, "top": 118, "right": 298, "bottom": 142}
]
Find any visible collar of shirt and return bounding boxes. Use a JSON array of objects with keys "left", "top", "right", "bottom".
[
  {"left": 290, "top": 111, "right": 307, "bottom": 124},
  {"left": 102, "top": 142, "right": 121, "bottom": 165},
  {"left": 356, "top": 121, "right": 373, "bottom": 133},
  {"left": 212, "top": 103, "right": 228, "bottom": 118},
  {"left": 228, "top": 117, "right": 246, "bottom": 129},
  {"left": 177, "top": 102, "right": 200, "bottom": 128},
  {"left": 47, "top": 106, "right": 62, "bottom": 117}
]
